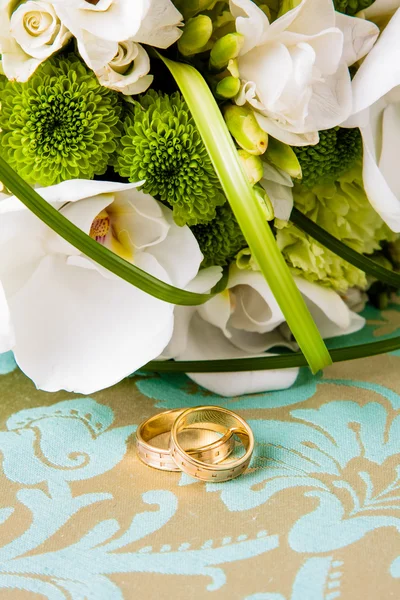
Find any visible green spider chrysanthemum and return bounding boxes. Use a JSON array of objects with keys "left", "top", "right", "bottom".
[
  {"left": 333, "top": 0, "right": 375, "bottom": 15},
  {"left": 192, "top": 204, "right": 246, "bottom": 267},
  {"left": 275, "top": 166, "right": 397, "bottom": 293},
  {"left": 0, "top": 54, "right": 122, "bottom": 187},
  {"left": 116, "top": 90, "right": 226, "bottom": 227},
  {"left": 293, "top": 127, "right": 362, "bottom": 188}
]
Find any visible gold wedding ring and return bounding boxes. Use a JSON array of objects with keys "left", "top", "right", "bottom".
[
  {"left": 136, "top": 408, "right": 235, "bottom": 472},
  {"left": 170, "top": 406, "right": 254, "bottom": 482}
]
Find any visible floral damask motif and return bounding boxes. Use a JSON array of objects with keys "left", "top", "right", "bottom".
[
  {"left": 0, "top": 397, "right": 279, "bottom": 597},
  {"left": 204, "top": 399, "right": 400, "bottom": 554}
]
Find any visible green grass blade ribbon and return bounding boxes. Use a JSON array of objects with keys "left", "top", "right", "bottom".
[
  {"left": 143, "top": 336, "right": 400, "bottom": 372},
  {"left": 0, "top": 155, "right": 220, "bottom": 306},
  {"left": 160, "top": 55, "right": 332, "bottom": 373},
  {"left": 291, "top": 207, "right": 400, "bottom": 288}
]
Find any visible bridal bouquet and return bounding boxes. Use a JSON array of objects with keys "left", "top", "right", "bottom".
[{"left": 1, "top": 0, "right": 400, "bottom": 397}]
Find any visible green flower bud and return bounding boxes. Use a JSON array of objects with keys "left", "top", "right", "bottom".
[
  {"left": 178, "top": 15, "right": 213, "bottom": 57},
  {"left": 265, "top": 137, "right": 302, "bottom": 178},
  {"left": 210, "top": 33, "right": 244, "bottom": 71},
  {"left": 174, "top": 0, "right": 215, "bottom": 20},
  {"left": 224, "top": 105, "right": 268, "bottom": 155},
  {"left": 216, "top": 76, "right": 241, "bottom": 99},
  {"left": 254, "top": 185, "right": 274, "bottom": 221},
  {"left": 237, "top": 150, "right": 263, "bottom": 186}
]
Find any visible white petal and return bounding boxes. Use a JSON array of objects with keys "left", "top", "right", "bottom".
[
  {"left": 133, "top": 0, "right": 183, "bottom": 48},
  {"left": 379, "top": 102, "right": 400, "bottom": 200},
  {"left": 238, "top": 43, "right": 292, "bottom": 108},
  {"left": 360, "top": 125, "right": 400, "bottom": 231},
  {"left": 362, "top": 0, "right": 400, "bottom": 21},
  {"left": 255, "top": 113, "right": 319, "bottom": 145},
  {"left": 148, "top": 203, "right": 203, "bottom": 289},
  {"left": 11, "top": 255, "right": 174, "bottom": 393},
  {"left": 305, "top": 63, "right": 352, "bottom": 132},
  {"left": 295, "top": 277, "right": 365, "bottom": 337},
  {"left": 229, "top": 0, "right": 270, "bottom": 53},
  {"left": 37, "top": 179, "right": 143, "bottom": 205},
  {"left": 0, "top": 282, "right": 14, "bottom": 353},
  {"left": 180, "top": 314, "right": 299, "bottom": 397},
  {"left": 161, "top": 266, "right": 223, "bottom": 359},
  {"left": 335, "top": 12, "right": 379, "bottom": 67},
  {"left": 261, "top": 165, "right": 294, "bottom": 221},
  {"left": 77, "top": 30, "right": 118, "bottom": 71},
  {"left": 351, "top": 9, "right": 400, "bottom": 114}
]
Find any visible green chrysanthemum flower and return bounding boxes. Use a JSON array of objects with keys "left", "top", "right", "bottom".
[
  {"left": 0, "top": 54, "right": 122, "bottom": 187},
  {"left": 293, "top": 127, "right": 362, "bottom": 188},
  {"left": 275, "top": 166, "right": 397, "bottom": 293},
  {"left": 333, "top": 0, "right": 375, "bottom": 15},
  {"left": 192, "top": 204, "right": 246, "bottom": 267},
  {"left": 116, "top": 90, "right": 226, "bottom": 227}
]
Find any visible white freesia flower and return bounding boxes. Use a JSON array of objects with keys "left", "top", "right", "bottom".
[
  {"left": 51, "top": 0, "right": 182, "bottom": 74},
  {"left": 92, "top": 41, "right": 153, "bottom": 96},
  {"left": 349, "top": 9, "right": 400, "bottom": 231},
  {"left": 0, "top": 180, "right": 203, "bottom": 393},
  {"left": 164, "top": 266, "right": 365, "bottom": 396},
  {"left": 231, "top": 0, "right": 379, "bottom": 146},
  {"left": 0, "top": 0, "right": 72, "bottom": 81}
]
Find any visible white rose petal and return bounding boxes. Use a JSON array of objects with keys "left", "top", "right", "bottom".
[{"left": 0, "top": 0, "right": 72, "bottom": 81}]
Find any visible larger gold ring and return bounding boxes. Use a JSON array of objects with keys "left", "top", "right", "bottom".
[
  {"left": 136, "top": 408, "right": 235, "bottom": 472},
  {"left": 170, "top": 406, "right": 254, "bottom": 482}
]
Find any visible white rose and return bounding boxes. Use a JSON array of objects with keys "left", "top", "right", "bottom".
[
  {"left": 231, "top": 0, "right": 379, "bottom": 146},
  {"left": 51, "top": 0, "right": 182, "bottom": 69},
  {"left": 89, "top": 40, "right": 153, "bottom": 96},
  {"left": 0, "top": 179, "right": 204, "bottom": 393},
  {"left": 163, "top": 266, "right": 364, "bottom": 396},
  {"left": 349, "top": 9, "right": 400, "bottom": 231},
  {"left": 0, "top": 0, "right": 72, "bottom": 81}
]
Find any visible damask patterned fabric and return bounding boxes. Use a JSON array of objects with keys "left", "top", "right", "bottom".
[{"left": 0, "top": 299, "right": 400, "bottom": 599}]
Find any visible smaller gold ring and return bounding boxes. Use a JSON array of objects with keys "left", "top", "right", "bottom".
[
  {"left": 136, "top": 408, "right": 235, "bottom": 472},
  {"left": 170, "top": 406, "right": 254, "bottom": 482}
]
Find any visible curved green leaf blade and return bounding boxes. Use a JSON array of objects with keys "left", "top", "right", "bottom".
[
  {"left": 143, "top": 336, "right": 400, "bottom": 372},
  {"left": 291, "top": 207, "right": 400, "bottom": 288},
  {"left": 160, "top": 55, "right": 332, "bottom": 373},
  {"left": 0, "top": 156, "right": 219, "bottom": 306}
]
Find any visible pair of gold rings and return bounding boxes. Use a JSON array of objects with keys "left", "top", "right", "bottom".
[{"left": 136, "top": 406, "right": 254, "bottom": 482}]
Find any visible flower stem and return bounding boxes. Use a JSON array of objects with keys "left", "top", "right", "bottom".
[{"left": 160, "top": 55, "right": 332, "bottom": 373}]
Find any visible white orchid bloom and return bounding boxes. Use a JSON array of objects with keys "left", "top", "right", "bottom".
[
  {"left": 0, "top": 180, "right": 203, "bottom": 393},
  {"left": 349, "top": 9, "right": 400, "bottom": 232},
  {"left": 51, "top": 0, "right": 182, "bottom": 74},
  {"left": 90, "top": 41, "right": 153, "bottom": 96},
  {"left": 164, "top": 266, "right": 365, "bottom": 396},
  {"left": 231, "top": 0, "right": 379, "bottom": 146},
  {"left": 0, "top": 0, "right": 72, "bottom": 81}
]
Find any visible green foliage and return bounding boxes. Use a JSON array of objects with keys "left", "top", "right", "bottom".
[
  {"left": 275, "top": 166, "right": 397, "bottom": 292},
  {"left": 116, "top": 90, "right": 225, "bottom": 226},
  {"left": 0, "top": 55, "right": 122, "bottom": 186},
  {"left": 192, "top": 204, "right": 246, "bottom": 266},
  {"left": 293, "top": 127, "right": 362, "bottom": 188},
  {"left": 333, "top": 0, "right": 375, "bottom": 15}
]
